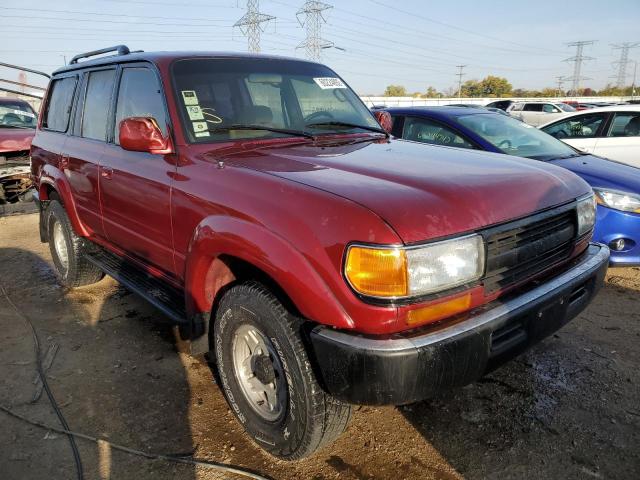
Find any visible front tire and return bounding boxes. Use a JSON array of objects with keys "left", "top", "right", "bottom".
[
  {"left": 45, "top": 200, "right": 104, "bottom": 287},
  {"left": 213, "top": 282, "right": 351, "bottom": 460}
]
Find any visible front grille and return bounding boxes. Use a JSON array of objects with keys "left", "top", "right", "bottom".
[{"left": 483, "top": 206, "right": 577, "bottom": 293}]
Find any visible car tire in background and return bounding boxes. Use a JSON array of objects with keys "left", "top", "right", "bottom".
[{"left": 212, "top": 281, "right": 352, "bottom": 460}]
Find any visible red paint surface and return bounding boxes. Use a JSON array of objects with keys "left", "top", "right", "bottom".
[{"left": 0, "top": 128, "right": 34, "bottom": 154}]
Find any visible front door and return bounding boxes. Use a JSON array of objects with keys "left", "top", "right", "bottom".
[{"left": 99, "top": 65, "right": 176, "bottom": 276}]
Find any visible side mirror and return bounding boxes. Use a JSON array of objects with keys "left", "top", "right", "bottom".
[
  {"left": 373, "top": 110, "right": 393, "bottom": 134},
  {"left": 119, "top": 117, "right": 173, "bottom": 154}
]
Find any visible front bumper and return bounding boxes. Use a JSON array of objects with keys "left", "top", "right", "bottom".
[
  {"left": 593, "top": 205, "right": 640, "bottom": 266},
  {"left": 309, "top": 243, "right": 609, "bottom": 405}
]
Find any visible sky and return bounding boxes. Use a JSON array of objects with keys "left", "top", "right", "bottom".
[{"left": 1, "top": 0, "right": 639, "bottom": 95}]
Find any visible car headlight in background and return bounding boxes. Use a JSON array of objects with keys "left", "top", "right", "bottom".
[
  {"left": 594, "top": 188, "right": 640, "bottom": 214},
  {"left": 345, "top": 234, "right": 485, "bottom": 299},
  {"left": 577, "top": 193, "right": 597, "bottom": 236}
]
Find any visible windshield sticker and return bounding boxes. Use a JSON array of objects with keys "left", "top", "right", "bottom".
[
  {"left": 186, "top": 105, "right": 204, "bottom": 121},
  {"left": 195, "top": 131, "right": 210, "bottom": 138},
  {"left": 192, "top": 121, "right": 208, "bottom": 134},
  {"left": 181, "top": 90, "right": 199, "bottom": 106},
  {"left": 313, "top": 77, "right": 347, "bottom": 89},
  {"left": 0, "top": 107, "right": 36, "bottom": 118}
]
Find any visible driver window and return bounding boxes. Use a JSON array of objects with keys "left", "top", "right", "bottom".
[
  {"left": 542, "top": 104, "right": 558, "bottom": 113},
  {"left": 402, "top": 117, "right": 474, "bottom": 149},
  {"left": 114, "top": 67, "right": 168, "bottom": 145},
  {"left": 542, "top": 114, "right": 606, "bottom": 139}
]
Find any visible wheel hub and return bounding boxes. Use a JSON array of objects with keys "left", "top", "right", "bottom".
[
  {"left": 52, "top": 221, "right": 69, "bottom": 272},
  {"left": 231, "top": 324, "right": 287, "bottom": 422}
]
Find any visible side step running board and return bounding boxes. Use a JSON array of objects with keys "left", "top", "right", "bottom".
[{"left": 85, "top": 247, "right": 188, "bottom": 325}]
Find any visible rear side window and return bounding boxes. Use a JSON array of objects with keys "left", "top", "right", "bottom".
[
  {"left": 607, "top": 112, "right": 640, "bottom": 137},
  {"left": 81, "top": 69, "right": 116, "bottom": 141},
  {"left": 42, "top": 77, "right": 77, "bottom": 132},
  {"left": 114, "top": 67, "right": 168, "bottom": 144},
  {"left": 524, "top": 104, "right": 543, "bottom": 112}
]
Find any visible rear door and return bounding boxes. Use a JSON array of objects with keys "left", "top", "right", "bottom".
[
  {"left": 65, "top": 68, "right": 117, "bottom": 237},
  {"left": 540, "top": 112, "right": 608, "bottom": 154},
  {"left": 592, "top": 111, "right": 640, "bottom": 167},
  {"left": 99, "top": 64, "right": 176, "bottom": 275}
]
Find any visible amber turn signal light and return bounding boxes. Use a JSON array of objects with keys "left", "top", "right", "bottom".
[
  {"left": 406, "top": 293, "right": 472, "bottom": 327},
  {"left": 345, "top": 246, "right": 408, "bottom": 297}
]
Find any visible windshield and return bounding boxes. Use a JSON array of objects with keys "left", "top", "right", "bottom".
[
  {"left": 0, "top": 102, "right": 37, "bottom": 129},
  {"left": 557, "top": 103, "right": 576, "bottom": 112},
  {"left": 171, "top": 58, "right": 380, "bottom": 142},
  {"left": 455, "top": 113, "right": 577, "bottom": 160}
]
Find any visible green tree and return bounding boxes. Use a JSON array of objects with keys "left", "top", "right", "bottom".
[
  {"left": 480, "top": 76, "right": 513, "bottom": 97},
  {"left": 383, "top": 85, "right": 407, "bottom": 97},
  {"left": 423, "top": 86, "right": 440, "bottom": 98},
  {"left": 460, "top": 79, "right": 483, "bottom": 97}
]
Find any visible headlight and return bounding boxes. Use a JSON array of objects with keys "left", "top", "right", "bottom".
[
  {"left": 345, "top": 234, "right": 485, "bottom": 299},
  {"left": 594, "top": 188, "right": 640, "bottom": 214},
  {"left": 577, "top": 193, "right": 596, "bottom": 236}
]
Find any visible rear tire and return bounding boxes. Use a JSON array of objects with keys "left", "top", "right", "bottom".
[
  {"left": 45, "top": 200, "right": 104, "bottom": 287},
  {"left": 213, "top": 282, "right": 352, "bottom": 460}
]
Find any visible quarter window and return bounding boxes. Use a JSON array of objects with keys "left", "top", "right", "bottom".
[
  {"left": 81, "top": 69, "right": 116, "bottom": 141},
  {"left": 607, "top": 112, "right": 640, "bottom": 137},
  {"left": 523, "top": 104, "right": 543, "bottom": 112},
  {"left": 402, "top": 117, "right": 474, "bottom": 149},
  {"left": 42, "top": 77, "right": 77, "bottom": 132},
  {"left": 115, "top": 67, "right": 168, "bottom": 144},
  {"left": 542, "top": 114, "right": 606, "bottom": 139}
]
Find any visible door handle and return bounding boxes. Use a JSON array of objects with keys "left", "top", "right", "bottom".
[
  {"left": 60, "top": 154, "right": 69, "bottom": 170},
  {"left": 100, "top": 167, "right": 113, "bottom": 179}
]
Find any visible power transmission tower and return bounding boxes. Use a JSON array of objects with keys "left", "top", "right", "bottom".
[
  {"left": 611, "top": 42, "right": 640, "bottom": 88},
  {"left": 555, "top": 76, "right": 565, "bottom": 97},
  {"left": 632, "top": 61, "right": 638, "bottom": 99},
  {"left": 564, "top": 41, "right": 595, "bottom": 95},
  {"left": 296, "top": 1, "right": 338, "bottom": 62},
  {"left": 234, "top": 0, "right": 275, "bottom": 53},
  {"left": 455, "top": 65, "right": 466, "bottom": 99}
]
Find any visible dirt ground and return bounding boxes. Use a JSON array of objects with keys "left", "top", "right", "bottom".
[{"left": 1, "top": 212, "right": 639, "bottom": 480}]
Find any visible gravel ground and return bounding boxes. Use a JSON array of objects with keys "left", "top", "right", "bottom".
[{"left": 1, "top": 213, "right": 638, "bottom": 480}]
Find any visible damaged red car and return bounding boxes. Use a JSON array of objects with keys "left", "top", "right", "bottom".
[{"left": 31, "top": 46, "right": 609, "bottom": 459}]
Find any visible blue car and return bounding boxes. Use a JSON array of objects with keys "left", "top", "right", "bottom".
[{"left": 384, "top": 106, "right": 640, "bottom": 266}]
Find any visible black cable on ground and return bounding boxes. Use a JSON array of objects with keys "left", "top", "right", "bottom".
[
  {"left": 0, "top": 282, "right": 84, "bottom": 480},
  {"left": 0, "top": 405, "right": 272, "bottom": 480},
  {"left": 0, "top": 282, "right": 273, "bottom": 480}
]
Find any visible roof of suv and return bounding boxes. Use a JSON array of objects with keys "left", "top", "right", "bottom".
[{"left": 52, "top": 50, "right": 319, "bottom": 75}]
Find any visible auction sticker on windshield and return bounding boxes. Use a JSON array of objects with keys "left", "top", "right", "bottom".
[
  {"left": 313, "top": 77, "right": 347, "bottom": 89},
  {"left": 186, "top": 105, "right": 204, "bottom": 121},
  {"left": 181, "top": 90, "right": 199, "bottom": 106}
]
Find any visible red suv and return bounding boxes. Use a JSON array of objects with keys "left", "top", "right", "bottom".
[{"left": 31, "top": 46, "right": 609, "bottom": 459}]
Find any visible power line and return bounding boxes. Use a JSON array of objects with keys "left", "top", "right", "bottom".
[
  {"left": 296, "top": 1, "right": 339, "bottom": 62},
  {"left": 233, "top": 0, "right": 275, "bottom": 53},
  {"left": 456, "top": 65, "right": 466, "bottom": 99},
  {"left": 564, "top": 41, "right": 596, "bottom": 94},
  {"left": 611, "top": 42, "right": 640, "bottom": 88}
]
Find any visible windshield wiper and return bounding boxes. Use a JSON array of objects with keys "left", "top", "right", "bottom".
[
  {"left": 305, "top": 121, "right": 387, "bottom": 136},
  {"left": 207, "top": 124, "right": 315, "bottom": 140}
]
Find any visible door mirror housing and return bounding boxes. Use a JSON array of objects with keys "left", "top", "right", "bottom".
[
  {"left": 119, "top": 117, "right": 173, "bottom": 154},
  {"left": 373, "top": 110, "right": 393, "bottom": 134}
]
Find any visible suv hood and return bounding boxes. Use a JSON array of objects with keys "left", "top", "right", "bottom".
[
  {"left": 0, "top": 128, "right": 35, "bottom": 154},
  {"left": 218, "top": 138, "right": 590, "bottom": 244}
]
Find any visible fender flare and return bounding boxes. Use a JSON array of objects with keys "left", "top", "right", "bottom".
[
  {"left": 184, "top": 215, "right": 354, "bottom": 331},
  {"left": 38, "top": 164, "right": 90, "bottom": 237}
]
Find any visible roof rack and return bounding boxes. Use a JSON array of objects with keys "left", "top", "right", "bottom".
[
  {"left": 69, "top": 45, "right": 131, "bottom": 65},
  {"left": 0, "top": 62, "right": 50, "bottom": 99}
]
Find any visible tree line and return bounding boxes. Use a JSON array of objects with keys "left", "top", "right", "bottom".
[{"left": 381, "top": 76, "right": 637, "bottom": 98}]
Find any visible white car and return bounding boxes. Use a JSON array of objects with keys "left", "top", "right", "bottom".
[
  {"left": 539, "top": 105, "right": 640, "bottom": 168},
  {"left": 508, "top": 101, "right": 575, "bottom": 126}
]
